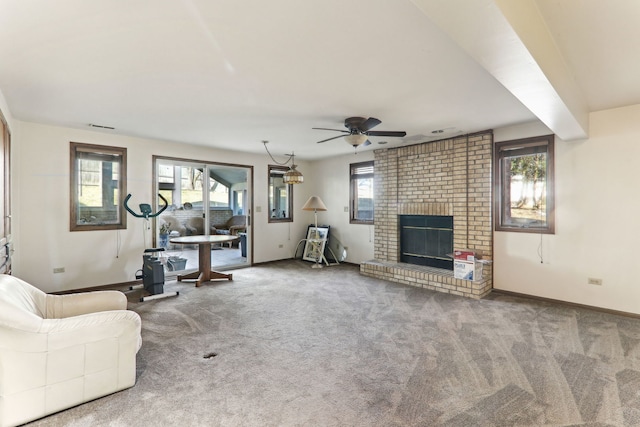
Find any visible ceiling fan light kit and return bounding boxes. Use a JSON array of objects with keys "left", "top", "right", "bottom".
[
  {"left": 344, "top": 134, "right": 369, "bottom": 147},
  {"left": 313, "top": 116, "right": 406, "bottom": 149}
]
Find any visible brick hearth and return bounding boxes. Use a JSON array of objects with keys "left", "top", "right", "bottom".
[{"left": 360, "top": 131, "right": 493, "bottom": 299}]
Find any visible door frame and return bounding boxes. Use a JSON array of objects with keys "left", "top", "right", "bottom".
[{"left": 152, "top": 155, "right": 253, "bottom": 267}]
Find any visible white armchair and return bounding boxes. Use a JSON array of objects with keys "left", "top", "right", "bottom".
[{"left": 0, "top": 275, "right": 142, "bottom": 427}]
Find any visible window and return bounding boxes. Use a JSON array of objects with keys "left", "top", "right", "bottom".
[
  {"left": 70, "top": 142, "right": 127, "bottom": 231},
  {"left": 208, "top": 177, "right": 230, "bottom": 208},
  {"left": 232, "top": 189, "right": 245, "bottom": 215},
  {"left": 268, "top": 165, "right": 292, "bottom": 222},
  {"left": 350, "top": 161, "right": 374, "bottom": 224},
  {"left": 0, "top": 111, "right": 10, "bottom": 240},
  {"left": 494, "top": 135, "right": 555, "bottom": 233},
  {"left": 0, "top": 110, "right": 10, "bottom": 274}
]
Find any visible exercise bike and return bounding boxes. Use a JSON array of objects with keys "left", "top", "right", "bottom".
[{"left": 124, "top": 193, "right": 179, "bottom": 302}]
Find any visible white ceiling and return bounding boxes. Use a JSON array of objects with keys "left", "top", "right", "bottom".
[{"left": 0, "top": 0, "right": 638, "bottom": 160}]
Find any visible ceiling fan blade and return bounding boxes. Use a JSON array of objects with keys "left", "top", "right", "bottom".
[
  {"left": 312, "top": 127, "right": 349, "bottom": 133},
  {"left": 366, "top": 130, "right": 407, "bottom": 137},
  {"left": 359, "top": 117, "right": 382, "bottom": 132},
  {"left": 316, "top": 134, "right": 347, "bottom": 144}
]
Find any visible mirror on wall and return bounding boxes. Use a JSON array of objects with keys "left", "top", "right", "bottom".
[{"left": 268, "top": 165, "right": 292, "bottom": 222}]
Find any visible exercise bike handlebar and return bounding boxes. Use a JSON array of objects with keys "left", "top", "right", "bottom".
[{"left": 124, "top": 193, "right": 169, "bottom": 218}]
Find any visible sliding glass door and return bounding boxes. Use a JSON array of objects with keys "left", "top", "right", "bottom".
[{"left": 154, "top": 157, "right": 251, "bottom": 274}]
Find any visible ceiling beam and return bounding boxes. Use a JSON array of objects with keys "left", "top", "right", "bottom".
[{"left": 410, "top": 0, "right": 589, "bottom": 140}]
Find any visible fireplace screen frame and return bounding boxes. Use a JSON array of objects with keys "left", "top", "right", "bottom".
[{"left": 399, "top": 215, "right": 453, "bottom": 270}]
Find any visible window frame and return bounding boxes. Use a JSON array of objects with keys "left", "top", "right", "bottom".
[
  {"left": 0, "top": 110, "right": 11, "bottom": 274},
  {"left": 268, "top": 164, "right": 293, "bottom": 223},
  {"left": 350, "top": 160, "right": 374, "bottom": 224},
  {"left": 494, "top": 134, "right": 555, "bottom": 234},
  {"left": 0, "top": 110, "right": 10, "bottom": 240},
  {"left": 70, "top": 142, "right": 127, "bottom": 231}
]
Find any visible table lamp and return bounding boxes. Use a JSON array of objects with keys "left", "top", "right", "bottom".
[{"left": 302, "top": 196, "right": 327, "bottom": 268}]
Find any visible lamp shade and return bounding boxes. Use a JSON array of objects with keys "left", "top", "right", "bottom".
[
  {"left": 345, "top": 134, "right": 368, "bottom": 147},
  {"left": 302, "top": 196, "right": 327, "bottom": 211},
  {"left": 283, "top": 165, "right": 303, "bottom": 184}
]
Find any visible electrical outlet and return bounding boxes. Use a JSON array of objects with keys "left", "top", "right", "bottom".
[
  {"left": 255, "top": 206, "right": 262, "bottom": 213},
  {"left": 344, "top": 206, "right": 349, "bottom": 212},
  {"left": 53, "top": 267, "right": 65, "bottom": 274},
  {"left": 278, "top": 244, "right": 284, "bottom": 248},
  {"left": 588, "top": 277, "right": 603, "bottom": 286}
]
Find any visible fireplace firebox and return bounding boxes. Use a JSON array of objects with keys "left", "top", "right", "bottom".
[{"left": 400, "top": 215, "right": 453, "bottom": 270}]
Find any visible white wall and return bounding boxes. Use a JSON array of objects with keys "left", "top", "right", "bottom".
[
  {"left": 13, "top": 102, "right": 640, "bottom": 313},
  {"left": 13, "top": 121, "right": 313, "bottom": 292},
  {"left": 308, "top": 151, "right": 375, "bottom": 264},
  {"left": 494, "top": 104, "right": 640, "bottom": 314}
]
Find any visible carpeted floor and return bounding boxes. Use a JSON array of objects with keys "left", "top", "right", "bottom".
[{"left": 27, "top": 260, "right": 640, "bottom": 426}]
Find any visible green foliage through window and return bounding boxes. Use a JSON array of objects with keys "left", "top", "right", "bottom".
[{"left": 494, "top": 135, "right": 554, "bottom": 233}]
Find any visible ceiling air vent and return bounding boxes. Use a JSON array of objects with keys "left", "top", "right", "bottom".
[{"left": 88, "top": 123, "right": 115, "bottom": 130}]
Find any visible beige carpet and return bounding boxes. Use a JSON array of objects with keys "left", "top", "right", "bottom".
[{"left": 27, "top": 260, "right": 640, "bottom": 426}]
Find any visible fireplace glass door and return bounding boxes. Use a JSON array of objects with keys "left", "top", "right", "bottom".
[{"left": 400, "top": 215, "right": 453, "bottom": 270}]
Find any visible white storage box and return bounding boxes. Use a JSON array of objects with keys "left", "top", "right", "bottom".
[{"left": 454, "top": 259, "right": 483, "bottom": 281}]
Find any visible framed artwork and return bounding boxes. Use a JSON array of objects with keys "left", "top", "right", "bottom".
[{"left": 302, "top": 226, "right": 329, "bottom": 262}]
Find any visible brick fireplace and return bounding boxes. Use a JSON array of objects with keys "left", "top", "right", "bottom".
[{"left": 360, "top": 131, "right": 493, "bottom": 298}]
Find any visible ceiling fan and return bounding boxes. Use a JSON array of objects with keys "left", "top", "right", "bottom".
[{"left": 313, "top": 117, "right": 407, "bottom": 147}]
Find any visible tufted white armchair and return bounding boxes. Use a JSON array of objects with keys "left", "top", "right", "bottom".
[{"left": 0, "top": 275, "right": 142, "bottom": 427}]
